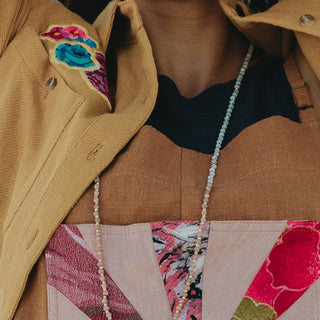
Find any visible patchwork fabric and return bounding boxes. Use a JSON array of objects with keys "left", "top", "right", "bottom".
[
  {"left": 45, "top": 221, "right": 320, "bottom": 319},
  {"left": 40, "top": 25, "right": 111, "bottom": 106},
  {"left": 77, "top": 223, "right": 173, "bottom": 319},
  {"left": 151, "top": 221, "right": 210, "bottom": 319},
  {"left": 45, "top": 225, "right": 142, "bottom": 319},
  {"left": 232, "top": 220, "right": 320, "bottom": 320}
]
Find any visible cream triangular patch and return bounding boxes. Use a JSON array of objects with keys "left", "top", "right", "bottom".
[{"left": 78, "top": 223, "right": 172, "bottom": 320}]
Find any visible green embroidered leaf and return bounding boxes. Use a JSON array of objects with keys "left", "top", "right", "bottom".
[{"left": 232, "top": 297, "right": 276, "bottom": 320}]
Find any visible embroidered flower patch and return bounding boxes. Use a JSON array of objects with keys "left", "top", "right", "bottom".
[
  {"left": 40, "top": 25, "right": 111, "bottom": 108},
  {"left": 55, "top": 42, "right": 95, "bottom": 68},
  {"left": 84, "top": 52, "right": 110, "bottom": 100},
  {"left": 41, "top": 25, "right": 97, "bottom": 48}
]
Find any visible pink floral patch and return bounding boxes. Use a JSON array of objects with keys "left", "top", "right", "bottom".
[
  {"left": 232, "top": 220, "right": 320, "bottom": 319},
  {"left": 45, "top": 225, "right": 142, "bottom": 319},
  {"left": 63, "top": 26, "right": 89, "bottom": 40},
  {"left": 41, "top": 25, "right": 97, "bottom": 48},
  {"left": 151, "top": 221, "right": 210, "bottom": 320}
]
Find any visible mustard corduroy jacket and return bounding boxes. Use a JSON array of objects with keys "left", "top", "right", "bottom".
[{"left": 0, "top": 0, "right": 320, "bottom": 319}]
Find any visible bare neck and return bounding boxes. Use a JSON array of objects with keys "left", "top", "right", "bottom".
[{"left": 135, "top": 0, "right": 257, "bottom": 98}]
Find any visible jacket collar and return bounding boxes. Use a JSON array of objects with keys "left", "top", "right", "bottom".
[
  {"left": 219, "top": 0, "right": 320, "bottom": 80},
  {"left": 93, "top": 0, "right": 320, "bottom": 81}
]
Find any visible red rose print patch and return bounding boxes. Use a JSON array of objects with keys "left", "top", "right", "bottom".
[{"left": 232, "top": 220, "right": 320, "bottom": 320}]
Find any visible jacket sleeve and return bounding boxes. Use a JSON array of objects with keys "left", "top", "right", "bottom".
[{"left": 0, "top": 0, "right": 31, "bottom": 57}]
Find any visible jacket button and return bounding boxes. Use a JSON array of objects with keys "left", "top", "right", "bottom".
[
  {"left": 300, "top": 14, "right": 315, "bottom": 27},
  {"left": 46, "top": 77, "right": 57, "bottom": 91}
]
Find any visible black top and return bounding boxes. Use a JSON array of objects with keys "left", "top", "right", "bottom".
[{"left": 146, "top": 55, "right": 299, "bottom": 154}]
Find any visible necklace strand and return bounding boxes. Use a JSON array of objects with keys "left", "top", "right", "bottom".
[{"left": 93, "top": 43, "right": 254, "bottom": 320}]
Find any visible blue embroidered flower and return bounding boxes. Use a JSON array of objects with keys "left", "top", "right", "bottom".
[
  {"left": 76, "top": 37, "right": 97, "bottom": 48},
  {"left": 55, "top": 43, "right": 94, "bottom": 68}
]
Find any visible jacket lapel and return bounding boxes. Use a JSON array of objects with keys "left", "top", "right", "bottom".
[{"left": 0, "top": 1, "right": 158, "bottom": 319}]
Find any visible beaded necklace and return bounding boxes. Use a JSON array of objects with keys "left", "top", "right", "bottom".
[{"left": 92, "top": 43, "right": 254, "bottom": 320}]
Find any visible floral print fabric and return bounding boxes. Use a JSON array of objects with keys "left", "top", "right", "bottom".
[
  {"left": 45, "top": 221, "right": 320, "bottom": 319},
  {"left": 232, "top": 220, "right": 320, "bottom": 320},
  {"left": 151, "top": 221, "right": 210, "bottom": 320},
  {"left": 45, "top": 225, "right": 142, "bottom": 319}
]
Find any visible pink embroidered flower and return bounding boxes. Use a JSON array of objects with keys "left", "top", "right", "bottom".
[
  {"left": 41, "top": 26, "right": 70, "bottom": 40},
  {"left": 64, "top": 26, "right": 89, "bottom": 40},
  {"left": 41, "top": 25, "right": 97, "bottom": 48}
]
